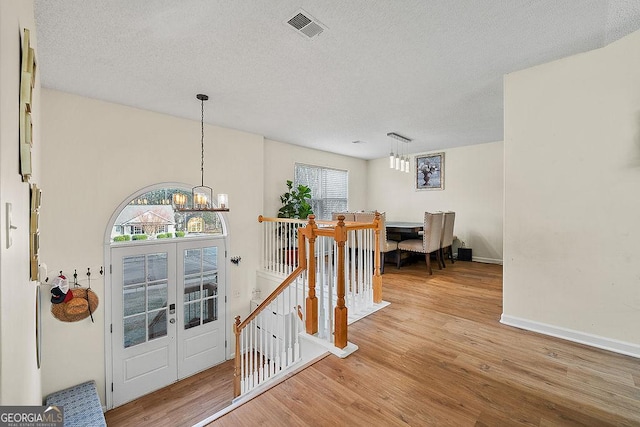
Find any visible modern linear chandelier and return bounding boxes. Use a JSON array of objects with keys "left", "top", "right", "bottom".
[
  {"left": 173, "top": 94, "right": 229, "bottom": 212},
  {"left": 387, "top": 132, "right": 411, "bottom": 173}
]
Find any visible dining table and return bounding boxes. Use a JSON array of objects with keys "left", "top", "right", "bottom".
[
  {"left": 385, "top": 221, "right": 423, "bottom": 235},
  {"left": 385, "top": 221, "right": 424, "bottom": 267}
]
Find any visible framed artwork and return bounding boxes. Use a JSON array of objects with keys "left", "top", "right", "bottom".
[
  {"left": 20, "top": 28, "right": 36, "bottom": 182},
  {"left": 415, "top": 152, "right": 444, "bottom": 191},
  {"left": 30, "top": 184, "right": 41, "bottom": 280}
]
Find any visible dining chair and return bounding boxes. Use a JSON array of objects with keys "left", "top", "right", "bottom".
[
  {"left": 440, "top": 211, "right": 456, "bottom": 268},
  {"left": 332, "top": 212, "right": 355, "bottom": 222},
  {"left": 397, "top": 212, "right": 444, "bottom": 275},
  {"left": 354, "top": 212, "right": 398, "bottom": 274}
]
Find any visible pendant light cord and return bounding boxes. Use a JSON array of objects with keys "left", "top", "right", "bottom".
[{"left": 200, "top": 96, "right": 205, "bottom": 187}]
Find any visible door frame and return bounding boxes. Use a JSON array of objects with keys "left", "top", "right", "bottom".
[{"left": 103, "top": 182, "right": 230, "bottom": 410}]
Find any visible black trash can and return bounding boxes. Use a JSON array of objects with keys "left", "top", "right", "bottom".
[{"left": 458, "top": 247, "right": 472, "bottom": 261}]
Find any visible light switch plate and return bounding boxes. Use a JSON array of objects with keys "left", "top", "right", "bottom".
[{"left": 6, "top": 203, "right": 14, "bottom": 248}]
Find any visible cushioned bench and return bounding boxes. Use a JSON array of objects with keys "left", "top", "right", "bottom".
[{"left": 45, "top": 380, "right": 106, "bottom": 427}]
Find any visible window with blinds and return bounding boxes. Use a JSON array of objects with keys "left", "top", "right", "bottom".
[{"left": 294, "top": 164, "right": 348, "bottom": 220}]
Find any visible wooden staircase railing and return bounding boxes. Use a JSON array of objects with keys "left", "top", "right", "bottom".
[{"left": 233, "top": 213, "right": 383, "bottom": 397}]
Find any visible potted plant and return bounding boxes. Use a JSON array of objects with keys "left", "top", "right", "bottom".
[
  {"left": 278, "top": 180, "right": 313, "bottom": 220},
  {"left": 277, "top": 180, "right": 313, "bottom": 265}
]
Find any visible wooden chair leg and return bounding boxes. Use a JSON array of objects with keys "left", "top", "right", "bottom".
[
  {"left": 435, "top": 250, "right": 443, "bottom": 270},
  {"left": 449, "top": 246, "right": 455, "bottom": 264},
  {"left": 425, "top": 253, "right": 432, "bottom": 275},
  {"left": 439, "top": 248, "right": 446, "bottom": 268},
  {"left": 396, "top": 249, "right": 401, "bottom": 269}
]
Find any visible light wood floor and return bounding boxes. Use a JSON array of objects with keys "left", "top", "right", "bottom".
[
  {"left": 104, "top": 357, "right": 235, "bottom": 426},
  {"left": 106, "top": 260, "right": 640, "bottom": 426}
]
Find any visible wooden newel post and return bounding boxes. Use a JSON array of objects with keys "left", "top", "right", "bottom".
[
  {"left": 233, "top": 315, "right": 241, "bottom": 397},
  {"left": 305, "top": 215, "right": 318, "bottom": 334},
  {"left": 373, "top": 211, "right": 383, "bottom": 303},
  {"left": 334, "top": 215, "right": 348, "bottom": 349}
]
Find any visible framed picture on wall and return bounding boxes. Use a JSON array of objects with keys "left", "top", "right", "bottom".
[
  {"left": 20, "top": 28, "right": 36, "bottom": 183},
  {"left": 30, "top": 184, "right": 41, "bottom": 281},
  {"left": 415, "top": 152, "right": 444, "bottom": 191}
]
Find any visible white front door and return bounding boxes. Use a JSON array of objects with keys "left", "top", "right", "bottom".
[
  {"left": 176, "top": 239, "right": 226, "bottom": 379},
  {"left": 111, "top": 239, "right": 226, "bottom": 407}
]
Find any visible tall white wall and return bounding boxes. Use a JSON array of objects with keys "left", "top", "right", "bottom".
[
  {"left": 39, "top": 90, "right": 264, "bottom": 404},
  {"left": 0, "top": 0, "right": 42, "bottom": 405},
  {"left": 367, "top": 142, "right": 504, "bottom": 263},
  {"left": 39, "top": 91, "right": 370, "bottom": 407},
  {"left": 503, "top": 30, "right": 640, "bottom": 355}
]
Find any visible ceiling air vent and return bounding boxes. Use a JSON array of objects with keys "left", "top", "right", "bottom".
[{"left": 285, "top": 10, "right": 326, "bottom": 39}]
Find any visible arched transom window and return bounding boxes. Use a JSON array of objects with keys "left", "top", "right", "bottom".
[{"left": 111, "top": 187, "right": 224, "bottom": 243}]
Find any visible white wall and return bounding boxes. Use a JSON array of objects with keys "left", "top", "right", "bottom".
[
  {"left": 39, "top": 90, "right": 264, "bottom": 405},
  {"left": 38, "top": 92, "right": 370, "bottom": 407},
  {"left": 367, "top": 142, "right": 504, "bottom": 263},
  {"left": 0, "top": 0, "right": 42, "bottom": 405},
  {"left": 263, "top": 139, "right": 369, "bottom": 218},
  {"left": 503, "top": 30, "right": 640, "bottom": 355}
]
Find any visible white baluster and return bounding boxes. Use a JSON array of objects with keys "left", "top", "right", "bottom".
[
  {"left": 240, "top": 325, "right": 245, "bottom": 393},
  {"left": 268, "top": 221, "right": 273, "bottom": 272},
  {"left": 286, "top": 289, "right": 291, "bottom": 368},
  {"left": 270, "top": 298, "right": 277, "bottom": 376}
]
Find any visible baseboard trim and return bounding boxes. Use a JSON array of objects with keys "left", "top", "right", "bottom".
[
  {"left": 452, "top": 254, "right": 503, "bottom": 265},
  {"left": 471, "top": 256, "right": 503, "bottom": 265},
  {"left": 500, "top": 314, "right": 640, "bottom": 359}
]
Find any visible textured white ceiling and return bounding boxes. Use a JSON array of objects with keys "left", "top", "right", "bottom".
[{"left": 34, "top": 1, "right": 640, "bottom": 160}]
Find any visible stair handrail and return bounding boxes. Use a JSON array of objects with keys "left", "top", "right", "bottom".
[
  {"left": 234, "top": 213, "right": 383, "bottom": 397},
  {"left": 257, "top": 213, "right": 383, "bottom": 303}
]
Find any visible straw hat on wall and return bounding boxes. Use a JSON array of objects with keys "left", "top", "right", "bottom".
[{"left": 51, "top": 288, "right": 99, "bottom": 322}]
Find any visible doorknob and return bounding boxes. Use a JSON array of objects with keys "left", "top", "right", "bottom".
[{"left": 169, "top": 318, "right": 175, "bottom": 324}]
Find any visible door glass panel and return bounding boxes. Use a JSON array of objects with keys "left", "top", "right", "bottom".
[
  {"left": 203, "top": 273, "right": 217, "bottom": 298},
  {"left": 184, "top": 301, "right": 201, "bottom": 329},
  {"left": 183, "top": 246, "right": 218, "bottom": 330},
  {"left": 122, "top": 252, "right": 169, "bottom": 348},
  {"left": 123, "top": 255, "right": 145, "bottom": 285},
  {"left": 184, "top": 276, "right": 201, "bottom": 302},
  {"left": 147, "top": 253, "right": 168, "bottom": 281},
  {"left": 124, "top": 284, "right": 145, "bottom": 317},
  {"left": 203, "top": 247, "right": 217, "bottom": 271},
  {"left": 124, "top": 314, "right": 146, "bottom": 348},
  {"left": 184, "top": 249, "right": 201, "bottom": 275},
  {"left": 148, "top": 281, "right": 168, "bottom": 311},
  {"left": 203, "top": 297, "right": 217, "bottom": 324},
  {"left": 148, "top": 310, "right": 167, "bottom": 340}
]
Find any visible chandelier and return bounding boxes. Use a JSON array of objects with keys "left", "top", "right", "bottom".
[{"left": 173, "top": 94, "right": 229, "bottom": 212}]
